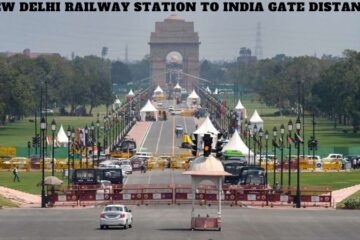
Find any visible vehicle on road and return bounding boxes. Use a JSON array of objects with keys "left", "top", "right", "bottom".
[
  {"left": 171, "top": 109, "right": 183, "bottom": 115},
  {"left": 181, "top": 134, "right": 193, "bottom": 148},
  {"left": 119, "top": 159, "right": 133, "bottom": 174},
  {"left": 100, "top": 204, "right": 133, "bottom": 229},
  {"left": 322, "top": 153, "right": 343, "bottom": 162},
  {"left": 72, "top": 168, "right": 123, "bottom": 185},
  {"left": 168, "top": 106, "right": 174, "bottom": 112},
  {"left": 130, "top": 156, "right": 148, "bottom": 171},
  {"left": 41, "top": 109, "right": 54, "bottom": 115},
  {"left": 175, "top": 125, "right": 183, "bottom": 137},
  {"left": 222, "top": 159, "right": 247, "bottom": 184}
]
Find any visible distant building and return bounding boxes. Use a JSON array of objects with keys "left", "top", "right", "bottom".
[
  {"left": 237, "top": 47, "right": 257, "bottom": 64},
  {"left": 1, "top": 48, "right": 58, "bottom": 58}
]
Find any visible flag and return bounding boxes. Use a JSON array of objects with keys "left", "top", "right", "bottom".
[
  {"left": 46, "top": 135, "right": 51, "bottom": 145},
  {"left": 272, "top": 139, "right": 279, "bottom": 148},
  {"left": 295, "top": 133, "right": 303, "bottom": 143},
  {"left": 288, "top": 136, "right": 294, "bottom": 144}
]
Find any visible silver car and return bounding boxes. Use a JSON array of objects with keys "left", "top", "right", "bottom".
[{"left": 100, "top": 204, "right": 133, "bottom": 229}]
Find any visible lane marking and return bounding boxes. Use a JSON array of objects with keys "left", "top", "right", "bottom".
[
  {"left": 147, "top": 171, "right": 152, "bottom": 184},
  {"left": 172, "top": 116, "right": 175, "bottom": 156},
  {"left": 155, "top": 121, "right": 165, "bottom": 154},
  {"left": 183, "top": 116, "right": 188, "bottom": 133},
  {"left": 138, "top": 122, "right": 153, "bottom": 151}
]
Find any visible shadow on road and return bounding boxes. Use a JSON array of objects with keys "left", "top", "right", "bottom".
[{"left": 157, "top": 228, "right": 191, "bottom": 231}]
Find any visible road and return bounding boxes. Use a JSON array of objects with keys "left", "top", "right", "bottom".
[
  {"left": 139, "top": 99, "right": 196, "bottom": 155},
  {"left": 125, "top": 170, "right": 191, "bottom": 185},
  {"left": 1, "top": 206, "right": 359, "bottom": 240}
]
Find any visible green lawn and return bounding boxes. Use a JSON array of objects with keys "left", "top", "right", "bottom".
[
  {"left": 0, "top": 171, "right": 67, "bottom": 195},
  {"left": 266, "top": 171, "right": 360, "bottom": 191},
  {"left": 336, "top": 190, "right": 360, "bottom": 208},
  {"left": 0, "top": 195, "right": 19, "bottom": 208},
  {"left": 0, "top": 105, "right": 107, "bottom": 147}
]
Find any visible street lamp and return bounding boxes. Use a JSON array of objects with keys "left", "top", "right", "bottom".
[
  {"left": 246, "top": 125, "right": 251, "bottom": 165},
  {"left": 272, "top": 126, "right": 277, "bottom": 188},
  {"left": 91, "top": 122, "right": 95, "bottom": 168},
  {"left": 280, "top": 124, "right": 285, "bottom": 188},
  {"left": 40, "top": 117, "right": 46, "bottom": 208},
  {"left": 79, "top": 129, "right": 83, "bottom": 168},
  {"left": 288, "top": 119, "right": 293, "bottom": 193},
  {"left": 253, "top": 124, "right": 257, "bottom": 166},
  {"left": 265, "top": 130, "right": 269, "bottom": 186},
  {"left": 96, "top": 118, "right": 100, "bottom": 145},
  {"left": 71, "top": 127, "right": 75, "bottom": 169},
  {"left": 296, "top": 116, "right": 302, "bottom": 208},
  {"left": 51, "top": 119, "right": 56, "bottom": 176},
  {"left": 67, "top": 126, "right": 71, "bottom": 186},
  {"left": 258, "top": 128, "right": 263, "bottom": 166},
  {"left": 85, "top": 125, "right": 88, "bottom": 168}
]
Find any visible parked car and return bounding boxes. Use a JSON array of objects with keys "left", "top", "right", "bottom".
[
  {"left": 322, "top": 154, "right": 343, "bottom": 162},
  {"left": 119, "top": 160, "right": 133, "bottom": 174},
  {"left": 41, "top": 109, "right": 54, "bottom": 115},
  {"left": 100, "top": 204, "right": 133, "bottom": 229}
]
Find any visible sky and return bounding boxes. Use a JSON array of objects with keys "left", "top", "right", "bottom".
[{"left": 1, "top": 1, "right": 359, "bottom": 61}]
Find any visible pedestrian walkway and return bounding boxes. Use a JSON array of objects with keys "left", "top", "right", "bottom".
[
  {"left": 332, "top": 184, "right": 360, "bottom": 207},
  {"left": 0, "top": 186, "right": 40, "bottom": 208},
  {"left": 127, "top": 121, "right": 151, "bottom": 148}
]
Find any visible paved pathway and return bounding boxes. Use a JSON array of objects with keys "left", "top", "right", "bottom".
[
  {"left": 126, "top": 121, "right": 151, "bottom": 149},
  {"left": 0, "top": 186, "right": 40, "bottom": 208},
  {"left": 332, "top": 184, "right": 360, "bottom": 207}
]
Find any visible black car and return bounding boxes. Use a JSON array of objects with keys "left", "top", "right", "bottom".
[{"left": 223, "top": 160, "right": 247, "bottom": 184}]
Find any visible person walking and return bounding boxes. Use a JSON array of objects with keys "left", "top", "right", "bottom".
[{"left": 13, "top": 167, "right": 20, "bottom": 182}]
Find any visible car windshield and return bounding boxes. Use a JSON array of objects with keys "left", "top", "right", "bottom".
[{"left": 104, "top": 206, "right": 123, "bottom": 212}]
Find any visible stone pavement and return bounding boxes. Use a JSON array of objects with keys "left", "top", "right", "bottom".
[
  {"left": 126, "top": 121, "right": 151, "bottom": 149},
  {"left": 0, "top": 186, "right": 40, "bottom": 208},
  {"left": 331, "top": 183, "right": 360, "bottom": 207}
]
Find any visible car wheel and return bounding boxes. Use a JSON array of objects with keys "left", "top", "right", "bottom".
[
  {"left": 100, "top": 225, "right": 104, "bottom": 229},
  {"left": 129, "top": 218, "right": 133, "bottom": 228},
  {"left": 105, "top": 225, "right": 109, "bottom": 229},
  {"left": 124, "top": 221, "right": 128, "bottom": 229}
]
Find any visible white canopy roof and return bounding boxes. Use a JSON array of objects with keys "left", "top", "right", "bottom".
[
  {"left": 154, "top": 85, "right": 163, "bottom": 93},
  {"left": 128, "top": 89, "right": 135, "bottom": 96},
  {"left": 194, "top": 116, "right": 219, "bottom": 135},
  {"left": 234, "top": 99, "right": 245, "bottom": 110},
  {"left": 140, "top": 100, "right": 158, "bottom": 112},
  {"left": 222, "top": 130, "right": 254, "bottom": 156},
  {"left": 206, "top": 86, "right": 212, "bottom": 93},
  {"left": 187, "top": 90, "right": 199, "bottom": 99},
  {"left": 114, "top": 98, "right": 121, "bottom": 105},
  {"left": 183, "top": 155, "right": 231, "bottom": 176},
  {"left": 174, "top": 83, "right": 181, "bottom": 89},
  {"left": 56, "top": 125, "right": 68, "bottom": 144},
  {"left": 213, "top": 88, "right": 218, "bottom": 95},
  {"left": 250, "top": 110, "right": 263, "bottom": 123}
]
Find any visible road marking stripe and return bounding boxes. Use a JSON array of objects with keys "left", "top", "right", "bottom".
[
  {"left": 172, "top": 116, "right": 175, "bottom": 156},
  {"left": 155, "top": 121, "right": 164, "bottom": 154},
  {"left": 147, "top": 171, "right": 152, "bottom": 184},
  {"left": 138, "top": 122, "right": 153, "bottom": 151},
  {"left": 183, "top": 116, "right": 188, "bottom": 133}
]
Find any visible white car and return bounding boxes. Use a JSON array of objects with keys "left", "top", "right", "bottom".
[
  {"left": 100, "top": 204, "right": 133, "bottom": 229},
  {"left": 120, "top": 160, "right": 133, "bottom": 174}
]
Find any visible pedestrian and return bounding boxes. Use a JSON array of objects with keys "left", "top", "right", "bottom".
[
  {"left": 13, "top": 167, "right": 20, "bottom": 182},
  {"left": 357, "top": 158, "right": 360, "bottom": 170},
  {"left": 353, "top": 158, "right": 357, "bottom": 170}
]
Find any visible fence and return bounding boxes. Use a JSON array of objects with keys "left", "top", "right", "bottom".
[{"left": 49, "top": 184, "right": 332, "bottom": 208}]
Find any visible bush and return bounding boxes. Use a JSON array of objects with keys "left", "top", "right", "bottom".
[{"left": 343, "top": 199, "right": 360, "bottom": 209}]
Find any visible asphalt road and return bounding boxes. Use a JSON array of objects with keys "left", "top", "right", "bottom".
[
  {"left": 140, "top": 99, "right": 196, "bottom": 155},
  {"left": 1, "top": 206, "right": 359, "bottom": 240},
  {"left": 125, "top": 170, "right": 191, "bottom": 185}
]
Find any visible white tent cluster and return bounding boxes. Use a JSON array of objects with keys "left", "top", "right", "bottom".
[
  {"left": 56, "top": 125, "right": 68, "bottom": 146},
  {"left": 213, "top": 88, "right": 218, "bottom": 95},
  {"left": 193, "top": 116, "right": 219, "bottom": 148},
  {"left": 206, "top": 86, "right": 212, "bottom": 94},
  {"left": 127, "top": 89, "right": 135, "bottom": 97},
  {"left": 187, "top": 90, "right": 200, "bottom": 107},
  {"left": 140, "top": 100, "right": 158, "bottom": 121},
  {"left": 174, "top": 83, "right": 182, "bottom": 90}
]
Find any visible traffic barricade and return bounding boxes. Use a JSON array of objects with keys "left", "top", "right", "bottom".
[{"left": 142, "top": 185, "right": 173, "bottom": 204}]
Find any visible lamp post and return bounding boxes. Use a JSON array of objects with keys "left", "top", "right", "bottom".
[
  {"left": 296, "top": 116, "right": 302, "bottom": 208},
  {"left": 288, "top": 120, "right": 293, "bottom": 193},
  {"left": 51, "top": 119, "right": 56, "bottom": 176},
  {"left": 96, "top": 118, "right": 100, "bottom": 146},
  {"left": 67, "top": 126, "right": 71, "bottom": 186},
  {"left": 280, "top": 124, "right": 285, "bottom": 188},
  {"left": 85, "top": 125, "right": 88, "bottom": 168},
  {"left": 265, "top": 130, "right": 269, "bottom": 186},
  {"left": 71, "top": 127, "right": 75, "bottom": 169},
  {"left": 91, "top": 122, "right": 95, "bottom": 168},
  {"left": 103, "top": 114, "right": 107, "bottom": 153},
  {"left": 79, "top": 129, "right": 83, "bottom": 168},
  {"left": 272, "top": 126, "right": 277, "bottom": 188},
  {"left": 246, "top": 125, "right": 251, "bottom": 165},
  {"left": 258, "top": 128, "right": 263, "bottom": 166},
  {"left": 40, "top": 117, "right": 46, "bottom": 208},
  {"left": 253, "top": 124, "right": 257, "bottom": 166}
]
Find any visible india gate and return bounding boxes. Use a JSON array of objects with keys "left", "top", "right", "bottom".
[{"left": 149, "top": 15, "right": 200, "bottom": 90}]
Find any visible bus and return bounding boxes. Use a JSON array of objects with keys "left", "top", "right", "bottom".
[{"left": 72, "top": 168, "right": 123, "bottom": 185}]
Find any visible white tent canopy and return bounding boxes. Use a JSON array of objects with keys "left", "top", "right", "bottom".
[
  {"left": 140, "top": 100, "right": 158, "bottom": 121},
  {"left": 249, "top": 109, "right": 264, "bottom": 130},
  {"left": 187, "top": 90, "right": 201, "bottom": 107},
  {"left": 213, "top": 88, "right": 218, "bottom": 95},
  {"left": 235, "top": 100, "right": 245, "bottom": 110},
  {"left": 174, "top": 83, "right": 182, "bottom": 89},
  {"left": 194, "top": 116, "right": 219, "bottom": 136},
  {"left": 206, "top": 86, "right": 212, "bottom": 93},
  {"left": 57, "top": 125, "right": 69, "bottom": 146},
  {"left": 222, "top": 130, "right": 254, "bottom": 163},
  {"left": 154, "top": 85, "right": 163, "bottom": 93},
  {"left": 128, "top": 89, "right": 135, "bottom": 96}
]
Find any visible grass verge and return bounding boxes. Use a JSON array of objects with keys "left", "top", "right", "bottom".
[
  {"left": 0, "top": 195, "right": 19, "bottom": 208},
  {"left": 336, "top": 190, "right": 360, "bottom": 209}
]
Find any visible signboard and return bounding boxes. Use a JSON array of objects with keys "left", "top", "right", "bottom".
[{"left": 0, "top": 146, "right": 16, "bottom": 157}]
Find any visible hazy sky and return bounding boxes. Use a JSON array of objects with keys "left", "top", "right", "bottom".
[{"left": 1, "top": 1, "right": 359, "bottom": 61}]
